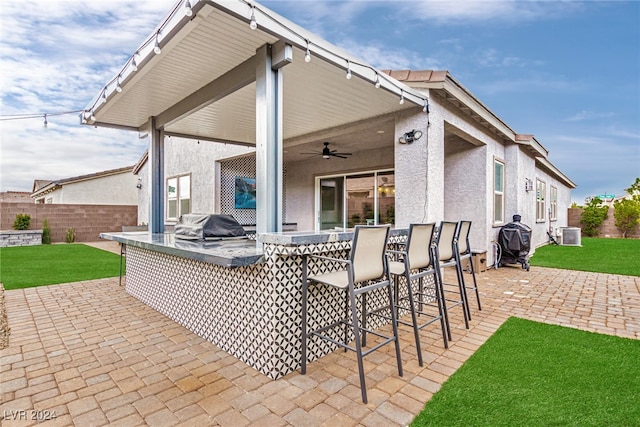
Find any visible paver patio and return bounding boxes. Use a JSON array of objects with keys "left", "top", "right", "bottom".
[{"left": 1, "top": 259, "right": 638, "bottom": 426}]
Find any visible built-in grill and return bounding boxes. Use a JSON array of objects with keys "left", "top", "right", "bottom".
[
  {"left": 175, "top": 214, "right": 246, "bottom": 241},
  {"left": 497, "top": 215, "right": 531, "bottom": 271}
]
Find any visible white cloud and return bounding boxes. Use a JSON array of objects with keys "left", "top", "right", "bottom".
[
  {"left": 542, "top": 132, "right": 638, "bottom": 203},
  {"left": 337, "top": 40, "right": 442, "bottom": 70},
  {"left": 564, "top": 110, "right": 616, "bottom": 122},
  {"left": 477, "top": 75, "right": 580, "bottom": 95},
  {"left": 0, "top": 0, "right": 176, "bottom": 191},
  {"left": 474, "top": 48, "right": 534, "bottom": 69},
  {"left": 396, "top": 0, "right": 585, "bottom": 24},
  {"left": 263, "top": 1, "right": 371, "bottom": 37},
  {"left": 607, "top": 127, "right": 640, "bottom": 140}
]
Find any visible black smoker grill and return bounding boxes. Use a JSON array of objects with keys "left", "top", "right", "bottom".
[
  {"left": 175, "top": 214, "right": 246, "bottom": 241},
  {"left": 497, "top": 215, "right": 532, "bottom": 271}
]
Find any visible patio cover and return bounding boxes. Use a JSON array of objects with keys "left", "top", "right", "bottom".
[{"left": 83, "top": 0, "right": 430, "bottom": 234}]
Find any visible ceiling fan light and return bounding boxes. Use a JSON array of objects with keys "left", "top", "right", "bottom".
[{"left": 302, "top": 141, "right": 352, "bottom": 159}]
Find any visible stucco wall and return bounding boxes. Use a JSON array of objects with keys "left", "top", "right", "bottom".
[
  {"left": 136, "top": 137, "right": 254, "bottom": 225},
  {"left": 135, "top": 161, "right": 149, "bottom": 225},
  {"left": 526, "top": 168, "right": 572, "bottom": 249},
  {"left": 443, "top": 136, "right": 487, "bottom": 247},
  {"left": 286, "top": 146, "right": 395, "bottom": 232},
  {"left": 37, "top": 172, "right": 138, "bottom": 205},
  {"left": 394, "top": 109, "right": 435, "bottom": 227},
  {"left": 138, "top": 99, "right": 575, "bottom": 265},
  {"left": 432, "top": 92, "right": 502, "bottom": 251}
]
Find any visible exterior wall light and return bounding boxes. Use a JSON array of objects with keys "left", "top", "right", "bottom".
[
  {"left": 525, "top": 178, "right": 534, "bottom": 192},
  {"left": 399, "top": 129, "right": 423, "bottom": 144}
]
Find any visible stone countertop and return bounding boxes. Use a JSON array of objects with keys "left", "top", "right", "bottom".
[
  {"left": 101, "top": 227, "right": 409, "bottom": 266},
  {"left": 100, "top": 232, "right": 264, "bottom": 268},
  {"left": 257, "top": 227, "right": 408, "bottom": 246}
]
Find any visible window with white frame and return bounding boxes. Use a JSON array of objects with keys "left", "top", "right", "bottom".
[
  {"left": 536, "top": 179, "right": 546, "bottom": 222},
  {"left": 550, "top": 186, "right": 558, "bottom": 221},
  {"left": 493, "top": 159, "right": 505, "bottom": 224},
  {"left": 167, "top": 174, "right": 191, "bottom": 220}
]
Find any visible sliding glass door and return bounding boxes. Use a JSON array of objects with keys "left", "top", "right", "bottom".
[
  {"left": 319, "top": 177, "right": 344, "bottom": 230},
  {"left": 317, "top": 170, "right": 394, "bottom": 230}
]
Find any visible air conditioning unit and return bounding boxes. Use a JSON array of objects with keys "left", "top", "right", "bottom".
[{"left": 561, "top": 227, "right": 582, "bottom": 246}]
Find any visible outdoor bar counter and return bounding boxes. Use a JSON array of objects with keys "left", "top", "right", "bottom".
[{"left": 101, "top": 228, "right": 407, "bottom": 379}]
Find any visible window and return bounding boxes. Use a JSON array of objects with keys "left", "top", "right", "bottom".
[
  {"left": 536, "top": 179, "right": 546, "bottom": 222},
  {"left": 493, "top": 159, "right": 505, "bottom": 224},
  {"left": 550, "top": 186, "right": 558, "bottom": 221},
  {"left": 317, "top": 170, "right": 394, "bottom": 230},
  {"left": 167, "top": 174, "right": 191, "bottom": 220}
]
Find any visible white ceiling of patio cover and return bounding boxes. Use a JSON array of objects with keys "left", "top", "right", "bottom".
[{"left": 92, "top": 2, "right": 418, "bottom": 145}]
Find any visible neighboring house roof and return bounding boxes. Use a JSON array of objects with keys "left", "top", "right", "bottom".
[
  {"left": 31, "top": 165, "right": 135, "bottom": 198},
  {"left": 0, "top": 191, "right": 33, "bottom": 203},
  {"left": 133, "top": 150, "right": 148, "bottom": 175},
  {"left": 32, "top": 179, "right": 52, "bottom": 193}
]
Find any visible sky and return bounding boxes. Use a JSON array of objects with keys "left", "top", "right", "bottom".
[{"left": 1, "top": 0, "right": 638, "bottom": 204}]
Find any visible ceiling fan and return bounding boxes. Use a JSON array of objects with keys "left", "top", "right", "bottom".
[{"left": 301, "top": 142, "right": 352, "bottom": 159}]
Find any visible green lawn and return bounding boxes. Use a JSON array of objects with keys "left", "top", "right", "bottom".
[
  {"left": 412, "top": 317, "right": 640, "bottom": 426},
  {"left": 529, "top": 237, "right": 640, "bottom": 276},
  {"left": 0, "top": 244, "right": 122, "bottom": 290}
]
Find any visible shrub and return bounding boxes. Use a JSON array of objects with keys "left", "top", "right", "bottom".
[
  {"left": 42, "top": 219, "right": 52, "bottom": 244},
  {"left": 580, "top": 197, "right": 609, "bottom": 237},
  {"left": 13, "top": 214, "right": 31, "bottom": 230},
  {"left": 614, "top": 178, "right": 640, "bottom": 238},
  {"left": 65, "top": 228, "right": 76, "bottom": 243}
]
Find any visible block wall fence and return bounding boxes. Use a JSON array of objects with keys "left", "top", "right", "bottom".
[
  {"left": 568, "top": 207, "right": 640, "bottom": 238},
  {"left": 0, "top": 203, "right": 137, "bottom": 243}
]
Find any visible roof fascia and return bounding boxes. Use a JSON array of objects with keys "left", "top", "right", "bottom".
[
  {"left": 31, "top": 183, "right": 60, "bottom": 198},
  {"left": 133, "top": 150, "right": 149, "bottom": 175},
  {"left": 62, "top": 168, "right": 134, "bottom": 186},
  {"left": 535, "top": 156, "right": 576, "bottom": 188},
  {"left": 409, "top": 74, "right": 516, "bottom": 142}
]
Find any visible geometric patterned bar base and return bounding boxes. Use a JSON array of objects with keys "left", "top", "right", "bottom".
[{"left": 125, "top": 238, "right": 403, "bottom": 379}]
